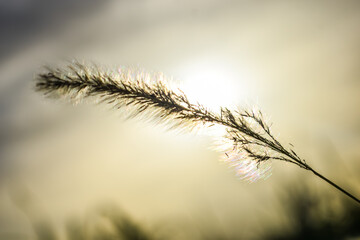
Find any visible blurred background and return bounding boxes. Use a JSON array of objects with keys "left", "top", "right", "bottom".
[{"left": 1, "top": 0, "right": 360, "bottom": 239}]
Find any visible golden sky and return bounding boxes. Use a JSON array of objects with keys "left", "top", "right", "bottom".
[{"left": 0, "top": 0, "right": 360, "bottom": 239}]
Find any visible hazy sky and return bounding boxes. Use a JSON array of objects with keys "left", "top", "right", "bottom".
[{"left": 1, "top": 0, "right": 360, "bottom": 239}]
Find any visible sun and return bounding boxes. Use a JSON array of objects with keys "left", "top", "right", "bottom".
[{"left": 176, "top": 58, "right": 249, "bottom": 113}]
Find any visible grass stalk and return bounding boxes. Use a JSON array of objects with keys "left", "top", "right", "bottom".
[{"left": 35, "top": 61, "right": 360, "bottom": 205}]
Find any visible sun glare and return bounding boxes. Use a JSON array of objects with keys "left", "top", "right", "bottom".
[{"left": 176, "top": 59, "right": 248, "bottom": 113}]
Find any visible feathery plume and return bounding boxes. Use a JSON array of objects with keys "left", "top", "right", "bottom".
[{"left": 35, "top": 61, "right": 360, "bottom": 204}]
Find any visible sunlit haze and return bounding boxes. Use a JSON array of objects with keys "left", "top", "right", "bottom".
[
  {"left": 1, "top": 0, "right": 360, "bottom": 239},
  {"left": 176, "top": 58, "right": 252, "bottom": 112}
]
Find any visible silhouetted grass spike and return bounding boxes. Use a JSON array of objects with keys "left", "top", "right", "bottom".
[{"left": 35, "top": 61, "right": 360, "bottom": 204}]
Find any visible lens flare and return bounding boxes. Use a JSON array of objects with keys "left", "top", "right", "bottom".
[{"left": 222, "top": 147, "right": 272, "bottom": 183}]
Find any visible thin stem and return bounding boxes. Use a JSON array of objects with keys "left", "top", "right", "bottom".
[{"left": 308, "top": 167, "right": 360, "bottom": 204}]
